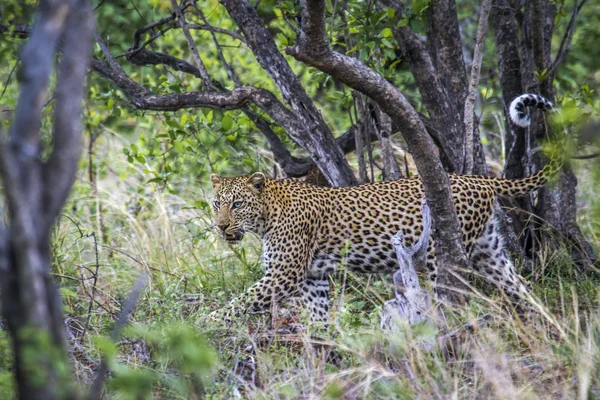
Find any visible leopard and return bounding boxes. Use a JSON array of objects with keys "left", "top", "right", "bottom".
[{"left": 208, "top": 93, "right": 558, "bottom": 324}]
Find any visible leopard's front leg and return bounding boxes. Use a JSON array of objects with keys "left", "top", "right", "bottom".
[{"left": 205, "top": 231, "right": 311, "bottom": 326}]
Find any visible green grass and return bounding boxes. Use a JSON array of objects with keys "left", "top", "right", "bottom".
[{"left": 2, "top": 134, "right": 599, "bottom": 399}]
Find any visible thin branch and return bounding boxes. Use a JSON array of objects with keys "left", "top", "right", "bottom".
[
  {"left": 126, "top": 48, "right": 204, "bottom": 77},
  {"left": 132, "top": 10, "right": 178, "bottom": 48},
  {"left": 186, "top": 23, "right": 246, "bottom": 43},
  {"left": 122, "top": 22, "right": 246, "bottom": 61},
  {"left": 463, "top": 0, "right": 492, "bottom": 174},
  {"left": 571, "top": 153, "right": 599, "bottom": 160},
  {"left": 81, "top": 232, "right": 101, "bottom": 342},
  {"left": 95, "top": 32, "right": 121, "bottom": 71},
  {"left": 123, "top": 25, "right": 176, "bottom": 59},
  {"left": 169, "top": 0, "right": 214, "bottom": 89},
  {"left": 0, "top": 23, "right": 30, "bottom": 37},
  {"left": 88, "top": 275, "right": 149, "bottom": 400},
  {"left": 278, "top": 0, "right": 300, "bottom": 36},
  {"left": 0, "top": 61, "right": 18, "bottom": 102},
  {"left": 190, "top": 0, "right": 240, "bottom": 86},
  {"left": 546, "top": 0, "right": 586, "bottom": 80}
]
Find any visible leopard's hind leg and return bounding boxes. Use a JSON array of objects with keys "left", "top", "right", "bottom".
[{"left": 470, "top": 210, "right": 530, "bottom": 301}]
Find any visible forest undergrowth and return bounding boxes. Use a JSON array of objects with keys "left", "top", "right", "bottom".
[{"left": 1, "top": 134, "right": 598, "bottom": 400}]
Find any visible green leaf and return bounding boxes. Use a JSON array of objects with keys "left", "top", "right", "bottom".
[
  {"left": 93, "top": 336, "right": 118, "bottom": 359},
  {"left": 396, "top": 18, "right": 409, "bottom": 28},
  {"left": 221, "top": 115, "right": 233, "bottom": 131},
  {"left": 166, "top": 119, "right": 180, "bottom": 129},
  {"left": 412, "top": 0, "right": 430, "bottom": 15}
]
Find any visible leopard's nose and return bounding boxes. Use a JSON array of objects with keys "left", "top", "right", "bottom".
[{"left": 217, "top": 222, "right": 230, "bottom": 232}]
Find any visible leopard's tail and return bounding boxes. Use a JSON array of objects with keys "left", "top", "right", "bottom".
[
  {"left": 489, "top": 94, "right": 561, "bottom": 197},
  {"left": 509, "top": 93, "right": 554, "bottom": 127},
  {"left": 487, "top": 161, "right": 562, "bottom": 197}
]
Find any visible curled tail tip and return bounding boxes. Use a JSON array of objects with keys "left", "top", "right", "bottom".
[
  {"left": 509, "top": 94, "right": 554, "bottom": 127},
  {"left": 509, "top": 107, "right": 532, "bottom": 127}
]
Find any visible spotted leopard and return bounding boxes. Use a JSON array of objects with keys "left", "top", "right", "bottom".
[{"left": 208, "top": 94, "right": 558, "bottom": 323}]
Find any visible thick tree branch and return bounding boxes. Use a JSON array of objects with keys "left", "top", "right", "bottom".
[
  {"left": 287, "top": 0, "right": 468, "bottom": 302},
  {"left": 89, "top": 58, "right": 148, "bottom": 98},
  {"left": 253, "top": 116, "right": 313, "bottom": 177},
  {"left": 221, "top": 0, "right": 357, "bottom": 186},
  {"left": 492, "top": 0, "right": 527, "bottom": 179},
  {"left": 9, "top": 4, "right": 70, "bottom": 219}
]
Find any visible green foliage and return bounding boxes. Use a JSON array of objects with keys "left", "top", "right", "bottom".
[
  {"left": 90, "top": 324, "right": 217, "bottom": 398},
  {"left": 0, "top": 330, "right": 15, "bottom": 398}
]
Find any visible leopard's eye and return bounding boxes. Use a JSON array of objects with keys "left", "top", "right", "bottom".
[
  {"left": 214, "top": 201, "right": 221, "bottom": 208},
  {"left": 232, "top": 201, "right": 242, "bottom": 209}
]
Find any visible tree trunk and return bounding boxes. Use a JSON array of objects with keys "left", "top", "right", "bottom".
[
  {"left": 492, "top": 0, "right": 597, "bottom": 268},
  {"left": 0, "top": 0, "right": 94, "bottom": 398}
]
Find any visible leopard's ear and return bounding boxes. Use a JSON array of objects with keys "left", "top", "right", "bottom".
[
  {"left": 246, "top": 172, "right": 265, "bottom": 191},
  {"left": 210, "top": 174, "right": 222, "bottom": 187}
]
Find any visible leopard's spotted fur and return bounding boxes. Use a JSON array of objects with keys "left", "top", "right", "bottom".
[{"left": 208, "top": 94, "right": 559, "bottom": 323}]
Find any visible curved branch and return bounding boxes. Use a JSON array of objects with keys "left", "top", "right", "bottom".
[{"left": 287, "top": 0, "right": 468, "bottom": 302}]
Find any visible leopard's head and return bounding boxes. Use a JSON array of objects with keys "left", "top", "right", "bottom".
[{"left": 210, "top": 172, "right": 266, "bottom": 244}]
